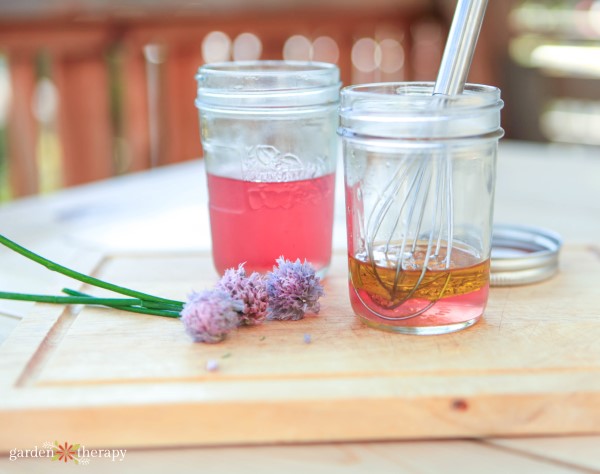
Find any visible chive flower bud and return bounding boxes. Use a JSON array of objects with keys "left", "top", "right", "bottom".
[
  {"left": 266, "top": 257, "right": 324, "bottom": 321},
  {"left": 216, "top": 264, "right": 268, "bottom": 326},
  {"left": 180, "top": 290, "right": 241, "bottom": 343}
]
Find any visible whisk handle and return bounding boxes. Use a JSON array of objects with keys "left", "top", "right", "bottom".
[{"left": 434, "top": 0, "right": 489, "bottom": 96}]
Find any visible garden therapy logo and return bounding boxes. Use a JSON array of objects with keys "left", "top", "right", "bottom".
[
  {"left": 8, "top": 441, "right": 127, "bottom": 465},
  {"left": 51, "top": 441, "right": 80, "bottom": 463}
]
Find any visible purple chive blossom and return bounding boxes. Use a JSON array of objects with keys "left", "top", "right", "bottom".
[
  {"left": 266, "top": 257, "right": 324, "bottom": 321},
  {"left": 303, "top": 333, "right": 312, "bottom": 344},
  {"left": 215, "top": 264, "right": 269, "bottom": 326},
  {"left": 180, "top": 290, "right": 242, "bottom": 343},
  {"left": 206, "top": 359, "right": 219, "bottom": 372}
]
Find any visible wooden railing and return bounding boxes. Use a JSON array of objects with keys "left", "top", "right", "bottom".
[{"left": 0, "top": 3, "right": 503, "bottom": 199}]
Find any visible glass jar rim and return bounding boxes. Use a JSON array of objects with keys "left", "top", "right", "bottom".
[
  {"left": 197, "top": 60, "right": 339, "bottom": 78},
  {"left": 342, "top": 81, "right": 500, "bottom": 94},
  {"left": 196, "top": 60, "right": 340, "bottom": 109},
  {"left": 340, "top": 82, "right": 502, "bottom": 113},
  {"left": 338, "top": 82, "right": 503, "bottom": 140}
]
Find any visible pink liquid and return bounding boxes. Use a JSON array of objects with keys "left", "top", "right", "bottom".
[
  {"left": 207, "top": 173, "right": 335, "bottom": 274},
  {"left": 347, "top": 250, "right": 489, "bottom": 334},
  {"left": 350, "top": 284, "right": 488, "bottom": 333}
]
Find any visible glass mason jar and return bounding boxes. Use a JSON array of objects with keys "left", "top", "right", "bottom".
[
  {"left": 195, "top": 61, "right": 341, "bottom": 276},
  {"left": 339, "top": 83, "right": 504, "bottom": 335}
]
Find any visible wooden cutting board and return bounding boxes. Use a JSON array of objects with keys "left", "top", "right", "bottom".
[{"left": 1, "top": 246, "right": 599, "bottom": 450}]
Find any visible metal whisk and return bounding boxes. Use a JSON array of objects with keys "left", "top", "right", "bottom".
[{"left": 364, "top": 0, "right": 489, "bottom": 318}]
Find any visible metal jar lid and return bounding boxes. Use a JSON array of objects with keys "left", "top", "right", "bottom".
[{"left": 490, "top": 224, "right": 563, "bottom": 287}]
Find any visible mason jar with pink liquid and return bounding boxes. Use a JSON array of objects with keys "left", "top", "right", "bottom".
[{"left": 195, "top": 61, "right": 341, "bottom": 276}]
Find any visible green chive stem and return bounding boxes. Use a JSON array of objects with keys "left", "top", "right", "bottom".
[
  {"left": 0, "top": 291, "right": 142, "bottom": 306},
  {"left": 0, "top": 234, "right": 184, "bottom": 309},
  {"left": 102, "top": 305, "right": 181, "bottom": 318},
  {"left": 61, "top": 288, "right": 182, "bottom": 318}
]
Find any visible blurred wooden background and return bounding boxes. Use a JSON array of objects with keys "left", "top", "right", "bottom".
[{"left": 0, "top": 0, "right": 511, "bottom": 199}]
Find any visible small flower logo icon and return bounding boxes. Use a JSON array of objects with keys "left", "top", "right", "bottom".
[{"left": 51, "top": 441, "right": 80, "bottom": 464}]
